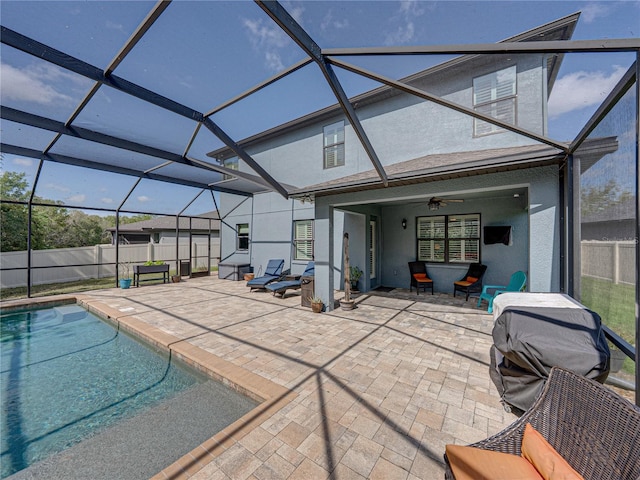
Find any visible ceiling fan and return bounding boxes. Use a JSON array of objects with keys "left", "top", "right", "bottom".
[{"left": 427, "top": 196, "right": 464, "bottom": 210}]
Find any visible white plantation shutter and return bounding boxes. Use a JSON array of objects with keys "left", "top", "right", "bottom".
[
  {"left": 448, "top": 215, "right": 480, "bottom": 263},
  {"left": 323, "top": 121, "right": 345, "bottom": 168},
  {"left": 417, "top": 214, "right": 480, "bottom": 263},
  {"left": 473, "top": 66, "right": 516, "bottom": 135},
  {"left": 417, "top": 216, "right": 446, "bottom": 262},
  {"left": 294, "top": 220, "right": 313, "bottom": 260}
]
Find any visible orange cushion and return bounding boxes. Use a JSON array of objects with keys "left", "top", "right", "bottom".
[
  {"left": 521, "top": 424, "right": 584, "bottom": 480},
  {"left": 466, "top": 276, "right": 479, "bottom": 283},
  {"left": 454, "top": 281, "right": 471, "bottom": 286},
  {"left": 446, "top": 444, "right": 543, "bottom": 480},
  {"left": 413, "top": 273, "right": 432, "bottom": 282}
]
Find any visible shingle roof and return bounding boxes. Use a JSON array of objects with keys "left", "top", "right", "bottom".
[
  {"left": 108, "top": 211, "right": 220, "bottom": 233},
  {"left": 289, "top": 136, "right": 619, "bottom": 197}
]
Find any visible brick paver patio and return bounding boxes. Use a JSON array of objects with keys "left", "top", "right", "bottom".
[{"left": 12, "top": 276, "right": 516, "bottom": 479}]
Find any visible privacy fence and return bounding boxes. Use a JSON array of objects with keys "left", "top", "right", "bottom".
[
  {"left": 1, "top": 241, "right": 220, "bottom": 289},
  {"left": 581, "top": 241, "right": 636, "bottom": 285},
  {"left": 2, "top": 240, "right": 633, "bottom": 290}
]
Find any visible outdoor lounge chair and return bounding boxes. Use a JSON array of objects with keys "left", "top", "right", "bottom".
[
  {"left": 453, "top": 263, "right": 487, "bottom": 301},
  {"left": 246, "top": 259, "right": 284, "bottom": 291},
  {"left": 408, "top": 261, "right": 433, "bottom": 295},
  {"left": 444, "top": 367, "right": 640, "bottom": 480},
  {"left": 265, "top": 262, "right": 314, "bottom": 298},
  {"left": 477, "top": 270, "right": 527, "bottom": 313}
]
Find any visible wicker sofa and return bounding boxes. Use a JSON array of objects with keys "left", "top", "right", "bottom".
[{"left": 444, "top": 367, "right": 640, "bottom": 480}]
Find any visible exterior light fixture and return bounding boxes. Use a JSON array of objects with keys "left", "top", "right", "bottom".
[{"left": 402, "top": 218, "right": 407, "bottom": 229}]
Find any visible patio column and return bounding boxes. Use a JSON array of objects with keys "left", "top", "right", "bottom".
[{"left": 314, "top": 200, "right": 334, "bottom": 310}]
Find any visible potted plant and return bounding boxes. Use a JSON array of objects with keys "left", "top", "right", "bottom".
[
  {"left": 119, "top": 261, "right": 132, "bottom": 289},
  {"left": 309, "top": 296, "right": 324, "bottom": 313},
  {"left": 350, "top": 266, "right": 363, "bottom": 291}
]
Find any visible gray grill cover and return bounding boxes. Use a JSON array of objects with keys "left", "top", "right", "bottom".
[{"left": 490, "top": 306, "right": 610, "bottom": 412}]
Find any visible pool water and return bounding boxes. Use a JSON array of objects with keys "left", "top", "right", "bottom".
[{"left": 0, "top": 304, "right": 205, "bottom": 478}]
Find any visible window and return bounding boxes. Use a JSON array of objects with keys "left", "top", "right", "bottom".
[
  {"left": 236, "top": 223, "right": 249, "bottom": 251},
  {"left": 323, "top": 121, "right": 345, "bottom": 168},
  {"left": 222, "top": 156, "right": 238, "bottom": 180},
  {"left": 293, "top": 220, "right": 313, "bottom": 260},
  {"left": 473, "top": 66, "right": 516, "bottom": 136},
  {"left": 417, "top": 214, "right": 480, "bottom": 263}
]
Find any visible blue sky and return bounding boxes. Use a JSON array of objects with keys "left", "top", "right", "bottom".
[{"left": 1, "top": 0, "right": 638, "bottom": 216}]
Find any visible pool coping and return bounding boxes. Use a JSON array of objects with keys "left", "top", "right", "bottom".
[{"left": 1, "top": 295, "right": 297, "bottom": 479}]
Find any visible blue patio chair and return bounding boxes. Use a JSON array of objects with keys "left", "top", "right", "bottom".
[
  {"left": 477, "top": 270, "right": 527, "bottom": 313},
  {"left": 246, "top": 259, "right": 285, "bottom": 291},
  {"left": 265, "top": 262, "right": 315, "bottom": 298}
]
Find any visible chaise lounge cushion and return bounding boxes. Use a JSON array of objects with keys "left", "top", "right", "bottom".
[
  {"left": 265, "top": 262, "right": 314, "bottom": 297},
  {"left": 246, "top": 259, "right": 285, "bottom": 290}
]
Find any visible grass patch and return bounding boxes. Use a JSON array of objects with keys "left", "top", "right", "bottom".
[
  {"left": 1, "top": 277, "right": 117, "bottom": 301},
  {"left": 1, "top": 265, "right": 220, "bottom": 302},
  {"left": 580, "top": 276, "right": 635, "bottom": 343},
  {"left": 580, "top": 276, "right": 636, "bottom": 376}
]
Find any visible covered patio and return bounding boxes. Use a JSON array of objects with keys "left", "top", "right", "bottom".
[{"left": 6, "top": 276, "right": 519, "bottom": 479}]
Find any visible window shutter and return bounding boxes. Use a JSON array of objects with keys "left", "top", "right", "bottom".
[
  {"left": 294, "top": 220, "right": 313, "bottom": 261},
  {"left": 473, "top": 66, "right": 516, "bottom": 135}
]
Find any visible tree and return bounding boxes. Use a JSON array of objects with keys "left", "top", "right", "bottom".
[
  {"left": 581, "top": 179, "right": 633, "bottom": 217},
  {"left": 1, "top": 172, "right": 111, "bottom": 251},
  {"left": 1, "top": 172, "right": 30, "bottom": 251}
]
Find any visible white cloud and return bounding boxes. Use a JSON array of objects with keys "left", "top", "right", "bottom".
[
  {"left": 105, "top": 20, "right": 126, "bottom": 34},
  {"left": 13, "top": 157, "right": 34, "bottom": 167},
  {"left": 385, "top": 22, "right": 416, "bottom": 45},
  {"left": 101, "top": 197, "right": 114, "bottom": 204},
  {"left": 0, "top": 62, "right": 75, "bottom": 105},
  {"left": 137, "top": 195, "right": 150, "bottom": 203},
  {"left": 384, "top": 0, "right": 427, "bottom": 46},
  {"left": 581, "top": 3, "right": 609, "bottom": 24},
  {"left": 45, "top": 183, "right": 70, "bottom": 193},
  {"left": 242, "top": 16, "right": 290, "bottom": 72},
  {"left": 548, "top": 65, "right": 626, "bottom": 118},
  {"left": 67, "top": 194, "right": 86, "bottom": 203},
  {"left": 320, "top": 9, "right": 349, "bottom": 32}
]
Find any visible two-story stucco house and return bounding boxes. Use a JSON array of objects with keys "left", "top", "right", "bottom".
[{"left": 209, "top": 12, "right": 617, "bottom": 310}]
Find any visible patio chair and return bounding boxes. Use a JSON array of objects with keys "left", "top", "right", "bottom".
[
  {"left": 453, "top": 263, "right": 487, "bottom": 300},
  {"left": 444, "top": 367, "right": 640, "bottom": 480},
  {"left": 477, "top": 270, "right": 527, "bottom": 313},
  {"left": 246, "top": 259, "right": 285, "bottom": 291},
  {"left": 408, "top": 261, "right": 433, "bottom": 295},
  {"left": 265, "top": 262, "right": 314, "bottom": 298}
]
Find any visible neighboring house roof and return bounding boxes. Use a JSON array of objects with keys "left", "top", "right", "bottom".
[
  {"left": 289, "top": 137, "right": 619, "bottom": 197},
  {"left": 108, "top": 211, "right": 220, "bottom": 233},
  {"left": 208, "top": 12, "right": 580, "bottom": 161}
]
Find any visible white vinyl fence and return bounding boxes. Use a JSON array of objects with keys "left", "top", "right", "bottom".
[
  {"left": 1, "top": 241, "right": 220, "bottom": 289},
  {"left": 581, "top": 241, "right": 636, "bottom": 285}
]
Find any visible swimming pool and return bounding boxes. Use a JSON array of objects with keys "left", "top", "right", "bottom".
[{"left": 0, "top": 304, "right": 256, "bottom": 478}]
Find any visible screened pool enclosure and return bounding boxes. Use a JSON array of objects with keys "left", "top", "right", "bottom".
[{"left": 1, "top": 1, "right": 638, "bottom": 402}]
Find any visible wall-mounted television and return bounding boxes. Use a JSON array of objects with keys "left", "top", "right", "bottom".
[{"left": 484, "top": 226, "right": 511, "bottom": 245}]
